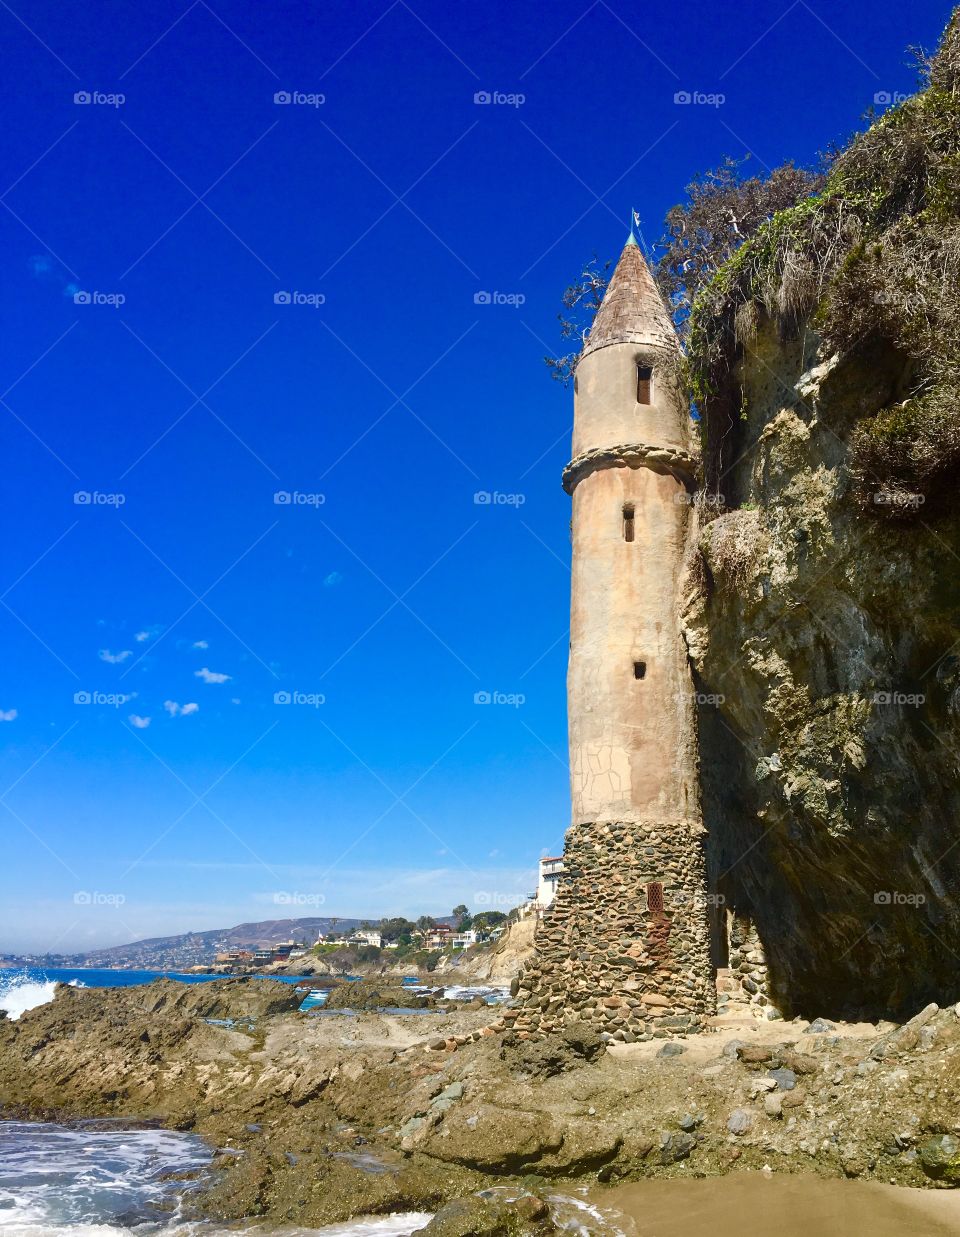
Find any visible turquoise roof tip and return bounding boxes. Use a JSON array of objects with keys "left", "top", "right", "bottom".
[{"left": 625, "top": 208, "right": 639, "bottom": 247}]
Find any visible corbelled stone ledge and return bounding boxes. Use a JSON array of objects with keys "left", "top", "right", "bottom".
[{"left": 562, "top": 441, "right": 700, "bottom": 494}]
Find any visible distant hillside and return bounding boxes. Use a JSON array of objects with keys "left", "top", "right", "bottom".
[{"left": 79, "top": 917, "right": 368, "bottom": 967}]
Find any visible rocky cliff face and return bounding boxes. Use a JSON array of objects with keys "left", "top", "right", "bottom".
[
  {"left": 681, "top": 12, "right": 960, "bottom": 1020},
  {"left": 684, "top": 328, "right": 960, "bottom": 1020}
]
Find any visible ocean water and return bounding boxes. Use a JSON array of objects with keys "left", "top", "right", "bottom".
[
  {"left": 0, "top": 1120, "right": 211, "bottom": 1234},
  {"left": 0, "top": 1121, "right": 435, "bottom": 1236}
]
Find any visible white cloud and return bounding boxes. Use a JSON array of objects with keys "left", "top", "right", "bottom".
[
  {"left": 129, "top": 714, "right": 151, "bottom": 729},
  {"left": 164, "top": 701, "right": 199, "bottom": 718},
  {"left": 99, "top": 649, "right": 132, "bottom": 664},
  {"left": 0, "top": 708, "right": 17, "bottom": 722},
  {"left": 134, "top": 627, "right": 161, "bottom": 643},
  {"left": 192, "top": 640, "right": 209, "bottom": 649},
  {"left": 195, "top": 667, "right": 231, "bottom": 684}
]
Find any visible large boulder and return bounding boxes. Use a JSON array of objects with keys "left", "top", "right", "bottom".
[
  {"left": 420, "top": 1195, "right": 552, "bottom": 1237},
  {"left": 499, "top": 1021, "right": 603, "bottom": 1080},
  {"left": 919, "top": 1134, "right": 960, "bottom": 1184},
  {"left": 323, "top": 981, "right": 432, "bottom": 1010},
  {"left": 129, "top": 977, "right": 303, "bottom": 1020}
]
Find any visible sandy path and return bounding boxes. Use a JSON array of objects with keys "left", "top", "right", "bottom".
[{"left": 595, "top": 1174, "right": 960, "bottom": 1236}]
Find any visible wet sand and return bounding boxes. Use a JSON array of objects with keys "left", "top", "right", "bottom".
[{"left": 596, "top": 1173, "right": 960, "bottom": 1236}]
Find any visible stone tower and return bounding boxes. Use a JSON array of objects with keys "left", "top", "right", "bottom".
[{"left": 515, "top": 231, "right": 715, "bottom": 1041}]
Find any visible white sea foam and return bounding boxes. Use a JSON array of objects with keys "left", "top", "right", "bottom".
[
  {"left": 266, "top": 1214, "right": 432, "bottom": 1236},
  {"left": 0, "top": 975, "right": 59, "bottom": 1021},
  {"left": 0, "top": 1121, "right": 210, "bottom": 1233}
]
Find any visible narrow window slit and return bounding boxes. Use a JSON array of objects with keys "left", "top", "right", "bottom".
[
  {"left": 634, "top": 660, "right": 646, "bottom": 680},
  {"left": 622, "top": 503, "right": 635, "bottom": 542},
  {"left": 637, "top": 365, "right": 653, "bottom": 404}
]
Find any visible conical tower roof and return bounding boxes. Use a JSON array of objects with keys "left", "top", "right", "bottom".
[{"left": 581, "top": 233, "right": 677, "bottom": 359}]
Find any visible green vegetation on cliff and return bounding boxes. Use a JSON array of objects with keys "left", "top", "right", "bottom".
[{"left": 691, "top": 8, "right": 960, "bottom": 510}]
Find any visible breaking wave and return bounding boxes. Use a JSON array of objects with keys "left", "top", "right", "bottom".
[{"left": 0, "top": 973, "right": 72, "bottom": 1021}]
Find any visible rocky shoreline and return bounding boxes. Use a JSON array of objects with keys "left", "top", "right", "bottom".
[{"left": 2, "top": 978, "right": 960, "bottom": 1230}]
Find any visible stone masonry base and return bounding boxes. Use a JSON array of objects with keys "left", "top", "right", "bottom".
[{"left": 514, "top": 819, "right": 716, "bottom": 1040}]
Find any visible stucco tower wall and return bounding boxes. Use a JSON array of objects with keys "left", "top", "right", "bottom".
[
  {"left": 569, "top": 342, "right": 699, "bottom": 826},
  {"left": 572, "top": 340, "right": 688, "bottom": 457}
]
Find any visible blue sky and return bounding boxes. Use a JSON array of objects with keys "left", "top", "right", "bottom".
[{"left": 0, "top": 0, "right": 948, "bottom": 952}]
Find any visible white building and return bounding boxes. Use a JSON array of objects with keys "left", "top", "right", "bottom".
[
  {"left": 349, "top": 929, "right": 382, "bottom": 949},
  {"left": 450, "top": 930, "right": 477, "bottom": 950},
  {"left": 536, "top": 856, "right": 564, "bottom": 908}
]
